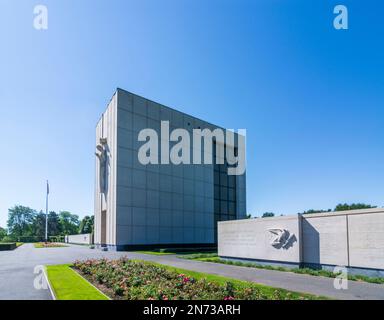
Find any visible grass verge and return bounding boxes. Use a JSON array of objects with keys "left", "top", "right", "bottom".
[
  {"left": 135, "top": 250, "right": 175, "bottom": 255},
  {"left": 46, "top": 264, "right": 109, "bottom": 300},
  {"left": 135, "top": 250, "right": 217, "bottom": 256},
  {"left": 180, "top": 254, "right": 384, "bottom": 284}
]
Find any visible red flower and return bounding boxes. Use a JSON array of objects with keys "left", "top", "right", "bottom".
[{"left": 183, "top": 277, "right": 190, "bottom": 283}]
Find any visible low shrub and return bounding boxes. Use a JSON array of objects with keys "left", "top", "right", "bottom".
[
  {"left": 0, "top": 243, "right": 16, "bottom": 251},
  {"left": 179, "top": 252, "right": 218, "bottom": 259}
]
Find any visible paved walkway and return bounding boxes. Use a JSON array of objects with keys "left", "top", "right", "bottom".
[
  {"left": 0, "top": 244, "right": 383, "bottom": 300},
  {"left": 0, "top": 244, "right": 127, "bottom": 300}
]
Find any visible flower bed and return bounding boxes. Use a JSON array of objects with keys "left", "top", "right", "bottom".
[
  {"left": 73, "top": 258, "right": 321, "bottom": 300},
  {"left": 34, "top": 242, "right": 67, "bottom": 248}
]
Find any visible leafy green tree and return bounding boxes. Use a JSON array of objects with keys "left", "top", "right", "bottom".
[
  {"left": 262, "top": 212, "right": 275, "bottom": 218},
  {"left": 300, "top": 209, "right": 332, "bottom": 215},
  {"left": 59, "top": 211, "right": 80, "bottom": 235},
  {"left": 31, "top": 211, "right": 46, "bottom": 238},
  {"left": 334, "top": 203, "right": 376, "bottom": 211},
  {"left": 48, "top": 211, "right": 61, "bottom": 236},
  {"left": 7, "top": 205, "right": 36, "bottom": 237},
  {"left": 79, "top": 215, "right": 94, "bottom": 234},
  {"left": 0, "top": 227, "right": 7, "bottom": 241},
  {"left": 31, "top": 211, "right": 62, "bottom": 239},
  {"left": 298, "top": 204, "right": 375, "bottom": 215}
]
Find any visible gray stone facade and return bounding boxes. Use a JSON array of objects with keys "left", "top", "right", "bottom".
[
  {"left": 218, "top": 208, "right": 384, "bottom": 276},
  {"left": 95, "top": 88, "right": 246, "bottom": 250}
]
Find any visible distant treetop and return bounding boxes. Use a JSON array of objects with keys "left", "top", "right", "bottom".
[
  {"left": 334, "top": 203, "right": 376, "bottom": 211},
  {"left": 300, "top": 209, "right": 332, "bottom": 215},
  {"left": 241, "top": 203, "right": 379, "bottom": 220},
  {"left": 261, "top": 212, "right": 275, "bottom": 218},
  {"left": 299, "top": 203, "right": 376, "bottom": 215}
]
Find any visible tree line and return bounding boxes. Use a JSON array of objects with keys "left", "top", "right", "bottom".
[
  {"left": 256, "top": 203, "right": 377, "bottom": 218},
  {"left": 0, "top": 205, "right": 94, "bottom": 242}
]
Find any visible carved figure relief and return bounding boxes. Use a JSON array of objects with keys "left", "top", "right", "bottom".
[{"left": 95, "top": 137, "right": 109, "bottom": 194}]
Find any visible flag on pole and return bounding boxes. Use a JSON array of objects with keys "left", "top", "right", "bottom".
[{"left": 45, "top": 180, "right": 49, "bottom": 242}]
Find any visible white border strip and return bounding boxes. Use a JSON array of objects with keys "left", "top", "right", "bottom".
[{"left": 43, "top": 266, "right": 56, "bottom": 300}]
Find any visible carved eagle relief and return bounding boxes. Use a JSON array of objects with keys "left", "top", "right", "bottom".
[{"left": 267, "top": 228, "right": 291, "bottom": 248}]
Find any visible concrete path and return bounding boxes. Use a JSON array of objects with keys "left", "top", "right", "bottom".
[
  {"left": 0, "top": 244, "right": 383, "bottom": 300},
  {"left": 0, "top": 243, "right": 127, "bottom": 300}
]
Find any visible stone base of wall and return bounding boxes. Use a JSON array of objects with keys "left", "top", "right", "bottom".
[
  {"left": 220, "top": 256, "right": 301, "bottom": 269},
  {"left": 220, "top": 256, "right": 384, "bottom": 277},
  {"left": 95, "top": 243, "right": 217, "bottom": 252},
  {"left": 65, "top": 233, "right": 93, "bottom": 245},
  {"left": 302, "top": 263, "right": 384, "bottom": 278}
]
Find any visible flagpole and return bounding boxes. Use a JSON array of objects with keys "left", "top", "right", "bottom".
[{"left": 45, "top": 180, "right": 49, "bottom": 242}]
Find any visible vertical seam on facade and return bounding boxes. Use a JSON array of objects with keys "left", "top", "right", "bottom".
[{"left": 346, "top": 214, "right": 350, "bottom": 267}]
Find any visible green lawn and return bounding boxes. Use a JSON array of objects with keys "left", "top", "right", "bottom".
[
  {"left": 46, "top": 265, "right": 110, "bottom": 300},
  {"left": 34, "top": 242, "right": 68, "bottom": 248}
]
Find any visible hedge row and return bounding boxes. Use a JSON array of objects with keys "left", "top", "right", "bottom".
[{"left": 0, "top": 243, "right": 16, "bottom": 251}]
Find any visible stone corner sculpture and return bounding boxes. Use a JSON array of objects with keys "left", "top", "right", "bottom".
[{"left": 95, "top": 138, "right": 108, "bottom": 194}]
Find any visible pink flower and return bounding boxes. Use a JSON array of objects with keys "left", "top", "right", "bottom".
[
  {"left": 183, "top": 277, "right": 190, "bottom": 283},
  {"left": 224, "top": 296, "right": 235, "bottom": 300}
]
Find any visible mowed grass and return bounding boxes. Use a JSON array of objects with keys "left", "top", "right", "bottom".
[{"left": 46, "top": 265, "right": 109, "bottom": 300}]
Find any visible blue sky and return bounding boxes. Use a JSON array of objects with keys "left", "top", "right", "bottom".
[{"left": 0, "top": 0, "right": 383, "bottom": 227}]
